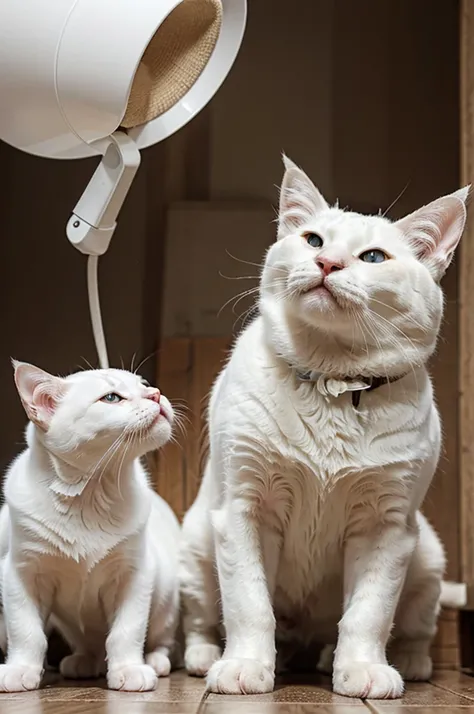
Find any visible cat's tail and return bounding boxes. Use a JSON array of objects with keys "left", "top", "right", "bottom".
[{"left": 440, "top": 580, "right": 467, "bottom": 609}]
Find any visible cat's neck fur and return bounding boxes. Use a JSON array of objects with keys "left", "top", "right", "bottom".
[
  {"left": 16, "top": 423, "right": 150, "bottom": 563},
  {"left": 25, "top": 421, "right": 142, "bottom": 507},
  {"left": 261, "top": 312, "right": 428, "bottom": 381}
]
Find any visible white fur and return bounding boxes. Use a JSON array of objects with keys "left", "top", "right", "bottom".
[
  {"left": 0, "top": 365, "right": 180, "bottom": 693},
  {"left": 180, "top": 158, "right": 468, "bottom": 699},
  {"left": 440, "top": 581, "right": 467, "bottom": 609}
]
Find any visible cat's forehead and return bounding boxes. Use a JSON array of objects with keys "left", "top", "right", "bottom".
[
  {"left": 301, "top": 209, "right": 407, "bottom": 251},
  {"left": 65, "top": 368, "right": 146, "bottom": 390},
  {"left": 311, "top": 209, "right": 392, "bottom": 237}
]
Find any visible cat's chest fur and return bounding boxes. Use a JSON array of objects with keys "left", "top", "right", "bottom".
[
  {"left": 4, "top": 447, "right": 150, "bottom": 569},
  {"left": 212, "top": 325, "right": 440, "bottom": 614}
]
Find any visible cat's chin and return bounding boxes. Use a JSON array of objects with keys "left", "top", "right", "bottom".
[
  {"left": 299, "top": 286, "right": 345, "bottom": 322},
  {"left": 141, "top": 419, "right": 172, "bottom": 452},
  {"left": 302, "top": 284, "right": 338, "bottom": 306}
]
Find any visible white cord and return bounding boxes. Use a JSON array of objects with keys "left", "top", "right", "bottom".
[{"left": 87, "top": 255, "right": 109, "bottom": 369}]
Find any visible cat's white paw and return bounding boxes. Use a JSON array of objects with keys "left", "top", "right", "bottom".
[
  {"left": 145, "top": 651, "right": 171, "bottom": 677},
  {"left": 0, "top": 664, "right": 43, "bottom": 692},
  {"left": 390, "top": 650, "right": 432, "bottom": 681},
  {"left": 317, "top": 644, "right": 335, "bottom": 675},
  {"left": 107, "top": 664, "right": 158, "bottom": 692},
  {"left": 333, "top": 662, "right": 404, "bottom": 699},
  {"left": 185, "top": 644, "right": 221, "bottom": 677},
  {"left": 207, "top": 657, "right": 274, "bottom": 694},
  {"left": 60, "top": 653, "right": 103, "bottom": 679}
]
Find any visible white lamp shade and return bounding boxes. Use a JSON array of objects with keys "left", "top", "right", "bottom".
[{"left": 0, "top": 0, "right": 246, "bottom": 159}]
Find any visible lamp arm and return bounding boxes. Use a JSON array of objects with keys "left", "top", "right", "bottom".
[
  {"left": 66, "top": 131, "right": 141, "bottom": 369},
  {"left": 66, "top": 131, "right": 141, "bottom": 256}
]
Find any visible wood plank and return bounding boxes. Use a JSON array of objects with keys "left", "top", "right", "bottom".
[
  {"left": 154, "top": 338, "right": 231, "bottom": 517},
  {"left": 432, "top": 609, "right": 461, "bottom": 671},
  {"left": 368, "top": 708, "right": 474, "bottom": 714},
  {"left": 185, "top": 337, "right": 231, "bottom": 508},
  {"left": 154, "top": 338, "right": 192, "bottom": 518},
  {"left": 0, "top": 704, "right": 369, "bottom": 714},
  {"left": 460, "top": 0, "right": 474, "bottom": 605},
  {"left": 368, "top": 679, "right": 474, "bottom": 707},
  {"left": 429, "top": 669, "right": 474, "bottom": 701}
]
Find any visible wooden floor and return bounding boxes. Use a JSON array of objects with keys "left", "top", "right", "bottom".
[{"left": 1, "top": 670, "right": 474, "bottom": 714}]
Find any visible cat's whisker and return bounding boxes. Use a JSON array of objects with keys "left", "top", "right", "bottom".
[
  {"left": 89, "top": 425, "right": 137, "bottom": 492},
  {"left": 231, "top": 289, "right": 262, "bottom": 317},
  {"left": 368, "top": 298, "right": 429, "bottom": 334},
  {"left": 173, "top": 419, "right": 188, "bottom": 440},
  {"left": 381, "top": 181, "right": 410, "bottom": 218},
  {"left": 351, "top": 310, "right": 370, "bottom": 358},
  {"left": 80, "top": 356, "right": 95, "bottom": 370},
  {"left": 217, "top": 286, "right": 260, "bottom": 319},
  {"left": 94, "top": 434, "right": 127, "bottom": 490},
  {"left": 219, "top": 272, "right": 260, "bottom": 281},
  {"left": 134, "top": 351, "right": 157, "bottom": 376},
  {"left": 365, "top": 308, "right": 422, "bottom": 352},
  {"left": 225, "top": 250, "right": 273, "bottom": 273},
  {"left": 116, "top": 430, "right": 135, "bottom": 500},
  {"left": 359, "top": 313, "right": 391, "bottom": 388},
  {"left": 232, "top": 279, "right": 287, "bottom": 329},
  {"left": 171, "top": 401, "right": 191, "bottom": 414},
  {"left": 233, "top": 302, "right": 259, "bottom": 331},
  {"left": 364, "top": 312, "right": 421, "bottom": 391}
]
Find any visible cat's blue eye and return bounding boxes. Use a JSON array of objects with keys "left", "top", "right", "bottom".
[
  {"left": 304, "top": 232, "right": 324, "bottom": 248},
  {"left": 359, "top": 249, "right": 388, "bottom": 264},
  {"left": 101, "top": 393, "right": 123, "bottom": 404}
]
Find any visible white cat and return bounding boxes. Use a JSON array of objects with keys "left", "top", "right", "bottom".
[
  {"left": 180, "top": 156, "right": 468, "bottom": 699},
  {"left": 0, "top": 363, "right": 180, "bottom": 693}
]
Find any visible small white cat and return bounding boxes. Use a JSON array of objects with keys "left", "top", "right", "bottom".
[
  {"left": 0, "top": 362, "right": 180, "bottom": 693},
  {"left": 180, "top": 156, "right": 468, "bottom": 699}
]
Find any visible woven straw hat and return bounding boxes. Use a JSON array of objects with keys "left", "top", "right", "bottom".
[{"left": 122, "top": 0, "right": 222, "bottom": 129}]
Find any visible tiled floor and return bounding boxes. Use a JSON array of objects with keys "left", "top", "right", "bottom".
[{"left": 1, "top": 670, "right": 474, "bottom": 714}]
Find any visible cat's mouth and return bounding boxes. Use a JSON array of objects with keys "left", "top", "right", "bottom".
[
  {"left": 143, "top": 404, "right": 172, "bottom": 433},
  {"left": 306, "top": 283, "right": 333, "bottom": 297},
  {"left": 301, "top": 279, "right": 340, "bottom": 305},
  {"left": 158, "top": 403, "right": 172, "bottom": 424}
]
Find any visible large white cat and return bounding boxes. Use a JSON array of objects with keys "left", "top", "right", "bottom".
[
  {"left": 0, "top": 363, "right": 180, "bottom": 693},
  {"left": 180, "top": 157, "right": 469, "bottom": 699}
]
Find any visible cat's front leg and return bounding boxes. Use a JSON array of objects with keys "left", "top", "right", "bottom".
[
  {"left": 103, "top": 563, "right": 157, "bottom": 692},
  {"left": 0, "top": 558, "right": 51, "bottom": 692},
  {"left": 333, "top": 519, "right": 417, "bottom": 699},
  {"left": 207, "top": 505, "right": 280, "bottom": 695}
]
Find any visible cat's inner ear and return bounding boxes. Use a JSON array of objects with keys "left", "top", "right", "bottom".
[
  {"left": 13, "top": 361, "right": 67, "bottom": 429},
  {"left": 395, "top": 187, "right": 469, "bottom": 280},
  {"left": 278, "top": 155, "right": 329, "bottom": 239}
]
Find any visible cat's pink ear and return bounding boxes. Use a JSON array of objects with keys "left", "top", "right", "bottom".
[
  {"left": 395, "top": 187, "right": 470, "bottom": 279},
  {"left": 13, "top": 361, "right": 66, "bottom": 430},
  {"left": 278, "top": 155, "right": 329, "bottom": 239}
]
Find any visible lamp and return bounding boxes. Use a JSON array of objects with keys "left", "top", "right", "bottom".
[{"left": 0, "top": 0, "right": 246, "bottom": 367}]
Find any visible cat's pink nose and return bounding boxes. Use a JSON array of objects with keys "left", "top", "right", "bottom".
[
  {"left": 147, "top": 389, "right": 161, "bottom": 403},
  {"left": 316, "top": 257, "right": 344, "bottom": 276}
]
